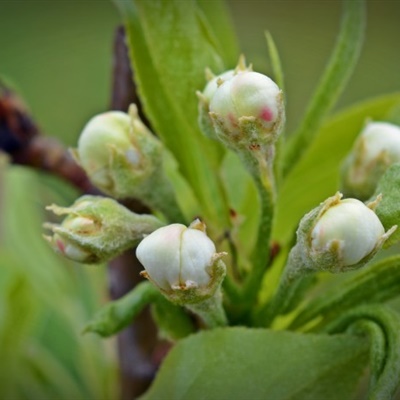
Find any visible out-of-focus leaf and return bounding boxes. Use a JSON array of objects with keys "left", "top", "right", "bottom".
[
  {"left": 0, "top": 274, "right": 36, "bottom": 399},
  {"left": 265, "top": 31, "right": 284, "bottom": 93},
  {"left": 196, "top": 0, "right": 239, "bottom": 66},
  {"left": 0, "top": 167, "right": 117, "bottom": 399},
  {"left": 274, "top": 93, "right": 400, "bottom": 244},
  {"left": 142, "top": 327, "right": 367, "bottom": 400},
  {"left": 283, "top": 0, "right": 366, "bottom": 176},
  {"left": 114, "top": 0, "right": 238, "bottom": 230}
]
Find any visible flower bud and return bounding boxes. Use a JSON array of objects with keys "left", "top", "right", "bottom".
[
  {"left": 341, "top": 121, "right": 400, "bottom": 200},
  {"left": 44, "top": 195, "right": 163, "bottom": 264},
  {"left": 197, "top": 69, "right": 235, "bottom": 140},
  {"left": 73, "top": 104, "right": 163, "bottom": 200},
  {"left": 136, "top": 219, "right": 226, "bottom": 304},
  {"left": 291, "top": 192, "right": 396, "bottom": 274},
  {"left": 208, "top": 67, "right": 284, "bottom": 152}
]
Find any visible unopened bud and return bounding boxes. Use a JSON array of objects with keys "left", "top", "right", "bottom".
[
  {"left": 208, "top": 67, "right": 284, "bottom": 152},
  {"left": 341, "top": 121, "right": 400, "bottom": 200},
  {"left": 44, "top": 195, "right": 163, "bottom": 264},
  {"left": 136, "top": 219, "right": 226, "bottom": 305},
  {"left": 197, "top": 69, "right": 235, "bottom": 140},
  {"left": 291, "top": 192, "right": 396, "bottom": 274},
  {"left": 73, "top": 104, "right": 163, "bottom": 200}
]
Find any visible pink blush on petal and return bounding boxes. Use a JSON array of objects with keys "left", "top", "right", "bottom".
[{"left": 260, "top": 107, "right": 273, "bottom": 122}]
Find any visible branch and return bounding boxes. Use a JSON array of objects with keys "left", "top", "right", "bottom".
[{"left": 0, "top": 83, "right": 96, "bottom": 193}]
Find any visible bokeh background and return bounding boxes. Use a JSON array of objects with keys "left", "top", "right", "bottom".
[{"left": 0, "top": 0, "right": 399, "bottom": 398}]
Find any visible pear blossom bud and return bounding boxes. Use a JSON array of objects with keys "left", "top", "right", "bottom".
[
  {"left": 136, "top": 219, "right": 226, "bottom": 305},
  {"left": 290, "top": 192, "right": 396, "bottom": 274},
  {"left": 197, "top": 69, "right": 235, "bottom": 140},
  {"left": 209, "top": 69, "right": 284, "bottom": 151},
  {"left": 73, "top": 104, "right": 163, "bottom": 200},
  {"left": 44, "top": 195, "right": 163, "bottom": 264},
  {"left": 341, "top": 121, "right": 400, "bottom": 200}
]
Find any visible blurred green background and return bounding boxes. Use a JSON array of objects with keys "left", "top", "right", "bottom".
[{"left": 0, "top": 0, "right": 399, "bottom": 398}]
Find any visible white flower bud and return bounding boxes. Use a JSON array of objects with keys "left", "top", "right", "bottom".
[
  {"left": 73, "top": 105, "right": 163, "bottom": 200},
  {"left": 341, "top": 121, "right": 400, "bottom": 200},
  {"left": 288, "top": 192, "right": 396, "bottom": 275},
  {"left": 311, "top": 198, "right": 385, "bottom": 266},
  {"left": 209, "top": 70, "right": 284, "bottom": 150},
  {"left": 136, "top": 220, "right": 226, "bottom": 304},
  {"left": 197, "top": 69, "right": 235, "bottom": 140},
  {"left": 202, "top": 70, "right": 236, "bottom": 104}
]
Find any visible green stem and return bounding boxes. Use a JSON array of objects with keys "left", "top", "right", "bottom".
[
  {"left": 241, "top": 146, "right": 275, "bottom": 306},
  {"left": 83, "top": 281, "right": 159, "bottom": 337},
  {"left": 186, "top": 289, "right": 228, "bottom": 328},
  {"left": 253, "top": 243, "right": 316, "bottom": 327}
]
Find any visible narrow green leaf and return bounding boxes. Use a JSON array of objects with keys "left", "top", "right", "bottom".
[
  {"left": 114, "top": 0, "right": 235, "bottom": 229},
  {"left": 290, "top": 256, "right": 400, "bottom": 330},
  {"left": 283, "top": 0, "right": 366, "bottom": 176},
  {"left": 265, "top": 31, "right": 284, "bottom": 93},
  {"left": 373, "top": 164, "right": 400, "bottom": 247},
  {"left": 142, "top": 327, "right": 367, "bottom": 400},
  {"left": 274, "top": 93, "right": 400, "bottom": 244},
  {"left": 196, "top": 0, "right": 239, "bottom": 66},
  {"left": 83, "top": 281, "right": 158, "bottom": 337}
]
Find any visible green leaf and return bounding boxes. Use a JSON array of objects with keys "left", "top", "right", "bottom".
[
  {"left": 290, "top": 255, "right": 400, "bottom": 331},
  {"left": 142, "top": 327, "right": 367, "bottom": 400},
  {"left": 274, "top": 93, "right": 400, "bottom": 244},
  {"left": 265, "top": 31, "right": 284, "bottom": 93},
  {"left": 283, "top": 0, "right": 366, "bottom": 176},
  {"left": 326, "top": 305, "right": 400, "bottom": 400},
  {"left": 373, "top": 164, "right": 400, "bottom": 247},
  {"left": 114, "top": 0, "right": 237, "bottom": 229},
  {"left": 196, "top": 0, "right": 239, "bottom": 67},
  {"left": 83, "top": 281, "right": 158, "bottom": 337}
]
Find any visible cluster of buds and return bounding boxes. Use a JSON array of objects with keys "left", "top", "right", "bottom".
[
  {"left": 198, "top": 57, "right": 285, "bottom": 154},
  {"left": 341, "top": 121, "right": 400, "bottom": 200},
  {"left": 288, "top": 192, "right": 396, "bottom": 275},
  {"left": 44, "top": 195, "right": 163, "bottom": 264}
]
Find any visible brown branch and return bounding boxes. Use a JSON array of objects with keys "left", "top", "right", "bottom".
[{"left": 0, "top": 83, "right": 96, "bottom": 193}]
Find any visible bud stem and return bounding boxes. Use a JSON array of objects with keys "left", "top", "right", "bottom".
[
  {"left": 240, "top": 145, "right": 276, "bottom": 306},
  {"left": 185, "top": 289, "right": 228, "bottom": 328},
  {"left": 253, "top": 244, "right": 315, "bottom": 327}
]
